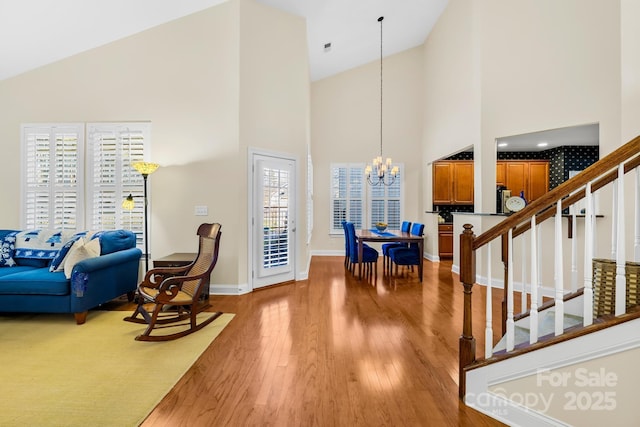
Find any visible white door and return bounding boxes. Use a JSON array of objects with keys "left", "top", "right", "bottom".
[{"left": 251, "top": 153, "right": 296, "bottom": 289}]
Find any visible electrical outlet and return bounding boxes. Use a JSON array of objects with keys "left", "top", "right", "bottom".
[{"left": 194, "top": 205, "right": 208, "bottom": 216}]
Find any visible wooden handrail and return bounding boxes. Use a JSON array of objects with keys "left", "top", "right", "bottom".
[{"left": 473, "top": 135, "right": 640, "bottom": 250}]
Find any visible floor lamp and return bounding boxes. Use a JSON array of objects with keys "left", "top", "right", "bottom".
[{"left": 130, "top": 161, "right": 159, "bottom": 271}]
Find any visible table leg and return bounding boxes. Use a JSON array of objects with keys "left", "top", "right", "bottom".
[
  {"left": 419, "top": 238, "right": 424, "bottom": 282},
  {"left": 358, "top": 239, "right": 363, "bottom": 279}
]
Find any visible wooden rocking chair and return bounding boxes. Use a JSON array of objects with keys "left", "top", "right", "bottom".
[{"left": 124, "top": 223, "right": 223, "bottom": 341}]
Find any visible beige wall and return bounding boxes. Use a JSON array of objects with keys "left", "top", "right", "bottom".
[
  {"left": 621, "top": 0, "right": 640, "bottom": 141},
  {"left": 422, "top": 0, "right": 621, "bottom": 214},
  {"left": 239, "top": 0, "right": 310, "bottom": 283},
  {"left": 422, "top": 0, "right": 480, "bottom": 170},
  {"left": 310, "top": 47, "right": 424, "bottom": 253},
  {"left": 0, "top": 0, "right": 310, "bottom": 288},
  {"left": 478, "top": 0, "right": 620, "bottom": 211}
]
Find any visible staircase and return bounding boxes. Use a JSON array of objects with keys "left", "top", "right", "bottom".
[{"left": 457, "top": 136, "right": 640, "bottom": 426}]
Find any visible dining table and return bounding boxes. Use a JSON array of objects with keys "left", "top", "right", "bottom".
[{"left": 355, "top": 228, "right": 424, "bottom": 281}]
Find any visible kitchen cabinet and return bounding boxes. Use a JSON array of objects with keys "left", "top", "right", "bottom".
[
  {"left": 432, "top": 161, "right": 474, "bottom": 205},
  {"left": 496, "top": 162, "right": 506, "bottom": 186},
  {"left": 438, "top": 224, "right": 454, "bottom": 258},
  {"left": 497, "top": 160, "right": 549, "bottom": 203}
]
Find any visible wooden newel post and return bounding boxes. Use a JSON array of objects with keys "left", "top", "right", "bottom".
[{"left": 459, "top": 223, "right": 476, "bottom": 399}]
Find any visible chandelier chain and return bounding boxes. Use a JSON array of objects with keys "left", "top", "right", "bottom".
[
  {"left": 365, "top": 16, "right": 397, "bottom": 186},
  {"left": 380, "top": 15, "right": 383, "bottom": 158}
]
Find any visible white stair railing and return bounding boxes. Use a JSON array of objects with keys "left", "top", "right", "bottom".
[{"left": 461, "top": 137, "right": 640, "bottom": 401}]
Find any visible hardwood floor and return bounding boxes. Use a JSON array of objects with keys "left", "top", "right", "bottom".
[{"left": 128, "top": 257, "right": 506, "bottom": 426}]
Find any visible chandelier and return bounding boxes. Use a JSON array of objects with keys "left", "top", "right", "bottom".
[{"left": 365, "top": 16, "right": 398, "bottom": 186}]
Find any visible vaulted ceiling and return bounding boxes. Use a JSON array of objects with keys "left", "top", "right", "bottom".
[{"left": 0, "top": 0, "right": 448, "bottom": 81}]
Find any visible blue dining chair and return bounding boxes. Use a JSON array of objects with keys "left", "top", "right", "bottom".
[
  {"left": 345, "top": 221, "right": 378, "bottom": 277},
  {"left": 388, "top": 222, "right": 425, "bottom": 281},
  {"left": 341, "top": 221, "right": 350, "bottom": 270},
  {"left": 382, "top": 220, "right": 411, "bottom": 274}
]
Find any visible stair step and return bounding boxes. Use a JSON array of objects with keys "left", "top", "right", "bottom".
[{"left": 493, "top": 310, "right": 584, "bottom": 353}]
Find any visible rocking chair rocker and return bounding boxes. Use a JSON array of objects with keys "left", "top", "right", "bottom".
[{"left": 124, "top": 223, "right": 223, "bottom": 341}]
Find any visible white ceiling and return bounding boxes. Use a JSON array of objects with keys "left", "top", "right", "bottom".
[
  {"left": 0, "top": 0, "right": 448, "bottom": 82},
  {"left": 496, "top": 123, "right": 600, "bottom": 152}
]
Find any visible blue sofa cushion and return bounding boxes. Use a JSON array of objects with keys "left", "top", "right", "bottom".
[
  {"left": 0, "top": 231, "right": 18, "bottom": 267},
  {"left": 98, "top": 230, "right": 136, "bottom": 255},
  {"left": 0, "top": 268, "right": 69, "bottom": 296},
  {"left": 0, "top": 266, "right": 36, "bottom": 278}
]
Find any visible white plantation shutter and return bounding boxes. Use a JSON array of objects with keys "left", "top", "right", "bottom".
[
  {"left": 22, "top": 124, "right": 84, "bottom": 230},
  {"left": 369, "top": 166, "right": 403, "bottom": 229},
  {"left": 330, "top": 164, "right": 365, "bottom": 233},
  {"left": 87, "top": 123, "right": 150, "bottom": 248}
]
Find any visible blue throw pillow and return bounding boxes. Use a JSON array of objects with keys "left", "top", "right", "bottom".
[{"left": 0, "top": 232, "right": 18, "bottom": 267}]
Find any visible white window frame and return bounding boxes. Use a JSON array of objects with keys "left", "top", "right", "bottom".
[{"left": 329, "top": 163, "right": 404, "bottom": 235}]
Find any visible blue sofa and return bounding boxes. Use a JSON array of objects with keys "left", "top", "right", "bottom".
[{"left": 0, "top": 229, "right": 142, "bottom": 324}]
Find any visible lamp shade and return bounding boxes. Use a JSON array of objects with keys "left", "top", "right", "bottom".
[
  {"left": 122, "top": 194, "right": 135, "bottom": 210},
  {"left": 131, "top": 161, "right": 159, "bottom": 176}
]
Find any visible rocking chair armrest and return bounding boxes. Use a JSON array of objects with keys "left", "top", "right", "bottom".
[
  {"left": 140, "top": 265, "right": 191, "bottom": 288},
  {"left": 158, "top": 271, "right": 209, "bottom": 289},
  {"left": 153, "top": 272, "right": 209, "bottom": 303}
]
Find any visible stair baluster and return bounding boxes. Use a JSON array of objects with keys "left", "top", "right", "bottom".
[
  {"left": 571, "top": 212, "right": 578, "bottom": 292},
  {"left": 615, "top": 163, "right": 626, "bottom": 315},
  {"left": 635, "top": 168, "right": 640, "bottom": 261},
  {"left": 583, "top": 181, "right": 594, "bottom": 326},
  {"left": 521, "top": 234, "right": 527, "bottom": 313},
  {"left": 554, "top": 202, "right": 565, "bottom": 335},
  {"left": 530, "top": 215, "right": 539, "bottom": 344},
  {"left": 506, "top": 229, "right": 515, "bottom": 351},
  {"left": 485, "top": 242, "right": 493, "bottom": 359}
]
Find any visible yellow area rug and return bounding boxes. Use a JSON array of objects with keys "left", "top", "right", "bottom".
[{"left": 0, "top": 310, "right": 234, "bottom": 427}]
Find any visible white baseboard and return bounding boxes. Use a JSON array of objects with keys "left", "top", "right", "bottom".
[
  {"left": 424, "top": 252, "right": 440, "bottom": 262},
  {"left": 209, "top": 283, "right": 251, "bottom": 295}
]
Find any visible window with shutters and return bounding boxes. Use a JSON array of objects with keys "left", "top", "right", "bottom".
[
  {"left": 329, "top": 163, "right": 403, "bottom": 235},
  {"left": 369, "top": 169, "right": 402, "bottom": 229},
  {"left": 21, "top": 124, "right": 85, "bottom": 230},
  {"left": 21, "top": 122, "right": 150, "bottom": 249},
  {"left": 86, "top": 123, "right": 150, "bottom": 248}
]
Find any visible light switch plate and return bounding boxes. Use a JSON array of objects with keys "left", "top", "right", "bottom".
[{"left": 195, "top": 205, "right": 208, "bottom": 216}]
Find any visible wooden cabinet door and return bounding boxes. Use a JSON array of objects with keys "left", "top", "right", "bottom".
[
  {"left": 496, "top": 162, "right": 506, "bottom": 186},
  {"left": 528, "top": 161, "right": 549, "bottom": 202},
  {"left": 438, "top": 224, "right": 454, "bottom": 258},
  {"left": 452, "top": 161, "right": 474, "bottom": 204},
  {"left": 433, "top": 162, "right": 453, "bottom": 204},
  {"left": 504, "top": 162, "right": 528, "bottom": 197}
]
